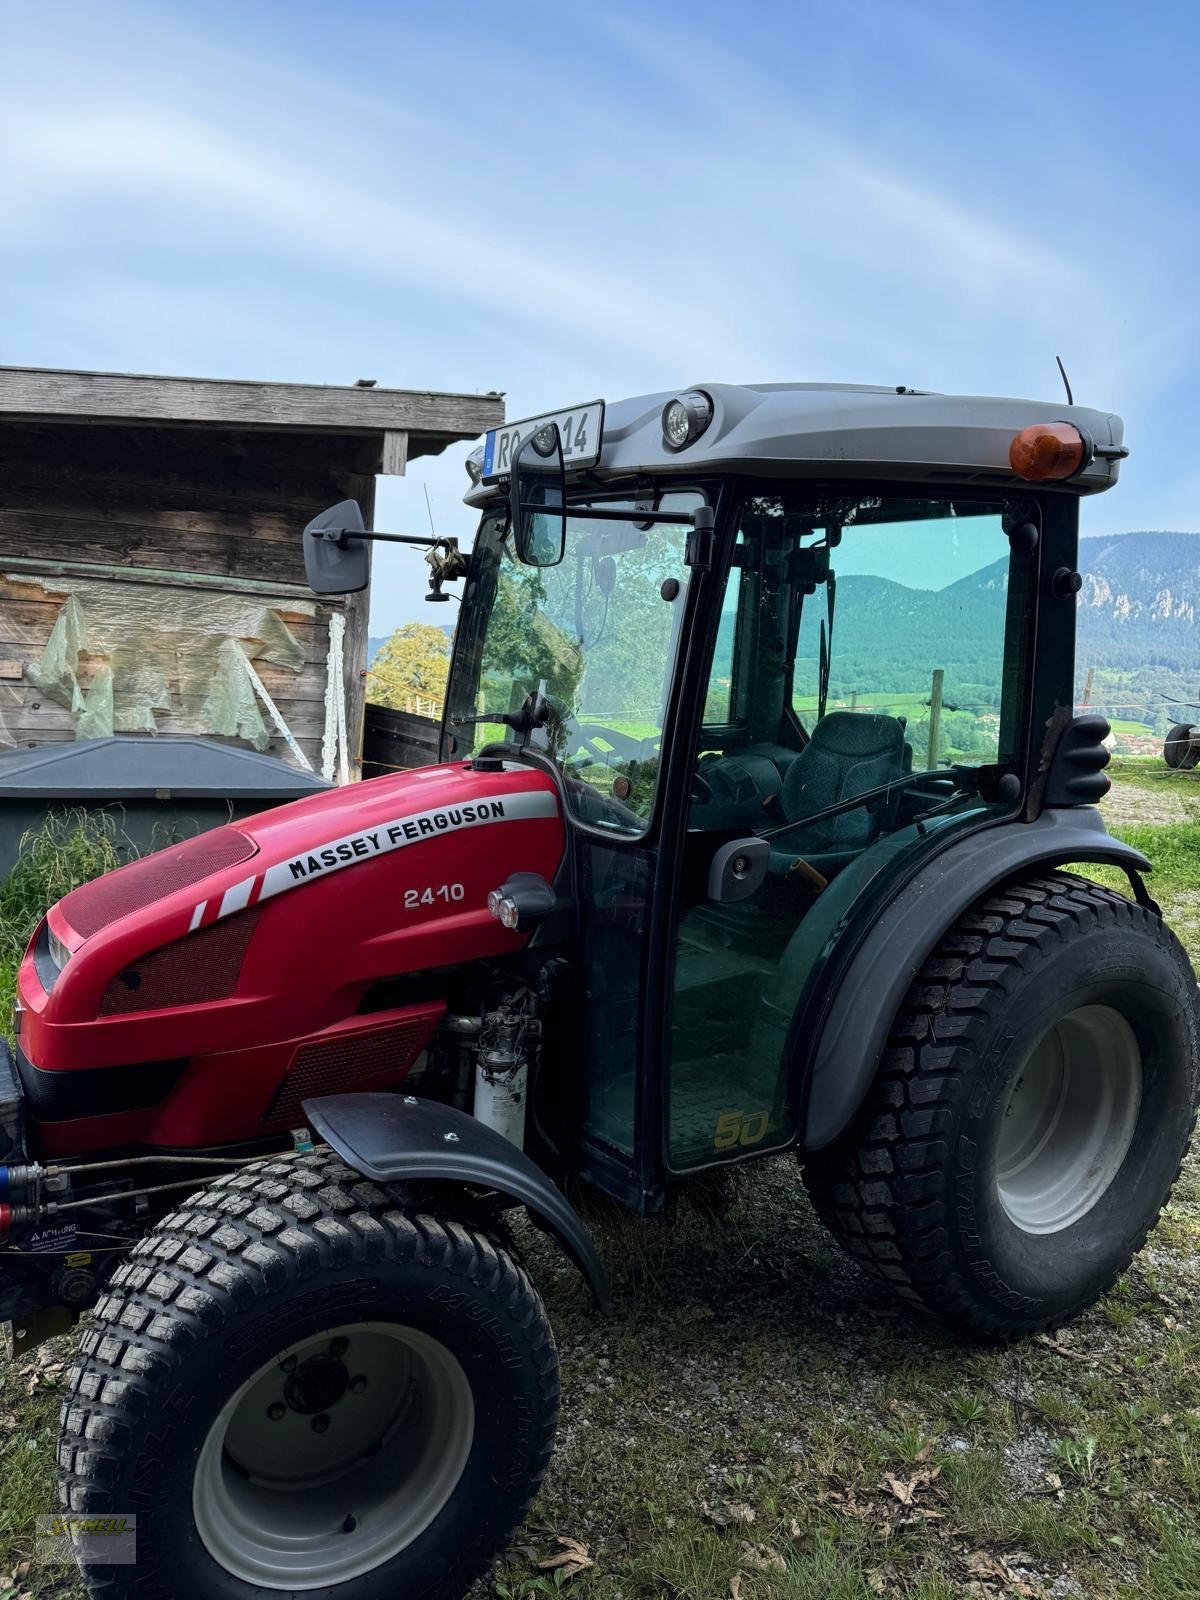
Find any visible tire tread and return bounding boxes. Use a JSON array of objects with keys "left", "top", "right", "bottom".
[
  {"left": 803, "top": 871, "right": 1200, "bottom": 1338},
  {"left": 59, "top": 1148, "right": 558, "bottom": 1599}
]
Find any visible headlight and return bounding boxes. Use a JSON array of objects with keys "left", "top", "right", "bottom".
[
  {"left": 47, "top": 926, "right": 73, "bottom": 972},
  {"left": 662, "top": 390, "right": 714, "bottom": 452},
  {"left": 487, "top": 890, "right": 521, "bottom": 930}
]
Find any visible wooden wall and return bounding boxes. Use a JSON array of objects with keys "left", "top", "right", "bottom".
[{"left": 0, "top": 421, "right": 376, "bottom": 775}]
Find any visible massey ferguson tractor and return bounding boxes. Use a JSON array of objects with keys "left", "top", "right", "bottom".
[{"left": 3, "top": 384, "right": 1197, "bottom": 1600}]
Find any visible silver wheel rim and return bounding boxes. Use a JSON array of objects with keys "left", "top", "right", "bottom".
[
  {"left": 193, "top": 1321, "right": 474, "bottom": 1590},
  {"left": 995, "top": 1003, "right": 1143, "bottom": 1236}
]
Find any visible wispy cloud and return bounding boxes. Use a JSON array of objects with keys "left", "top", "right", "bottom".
[{"left": 1, "top": 0, "right": 1196, "bottom": 623}]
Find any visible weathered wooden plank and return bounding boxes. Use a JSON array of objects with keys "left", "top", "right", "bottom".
[
  {"left": 0, "top": 368, "right": 503, "bottom": 441},
  {"left": 0, "top": 496, "right": 314, "bottom": 545},
  {"left": 1, "top": 511, "right": 307, "bottom": 586},
  {"left": 380, "top": 430, "right": 408, "bottom": 476},
  {"left": 0, "top": 557, "right": 319, "bottom": 602},
  {"left": 0, "top": 597, "right": 335, "bottom": 655},
  {"left": 5, "top": 699, "right": 331, "bottom": 737}
]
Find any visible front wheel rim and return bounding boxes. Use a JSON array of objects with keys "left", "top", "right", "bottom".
[
  {"left": 193, "top": 1321, "right": 475, "bottom": 1590},
  {"left": 994, "top": 1003, "right": 1143, "bottom": 1236}
]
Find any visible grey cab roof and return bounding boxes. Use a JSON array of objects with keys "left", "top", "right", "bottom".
[{"left": 465, "top": 381, "right": 1125, "bottom": 505}]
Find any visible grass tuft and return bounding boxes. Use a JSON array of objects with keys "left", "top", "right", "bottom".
[{"left": 0, "top": 809, "right": 131, "bottom": 1041}]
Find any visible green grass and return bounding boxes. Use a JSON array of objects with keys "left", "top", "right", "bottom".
[
  {"left": 1110, "top": 821, "right": 1200, "bottom": 893},
  {"left": 0, "top": 810, "right": 129, "bottom": 1044},
  {"left": 1106, "top": 757, "right": 1200, "bottom": 799}
]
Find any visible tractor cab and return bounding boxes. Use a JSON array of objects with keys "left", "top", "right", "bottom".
[{"left": 315, "top": 382, "right": 1130, "bottom": 1211}]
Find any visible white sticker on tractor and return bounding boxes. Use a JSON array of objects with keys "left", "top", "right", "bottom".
[{"left": 257, "top": 790, "right": 558, "bottom": 903}]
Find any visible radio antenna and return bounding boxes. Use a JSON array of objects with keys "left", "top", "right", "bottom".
[
  {"left": 1055, "top": 355, "right": 1074, "bottom": 406},
  {"left": 423, "top": 483, "right": 437, "bottom": 539}
]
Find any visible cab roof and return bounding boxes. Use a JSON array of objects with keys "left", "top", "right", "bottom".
[{"left": 465, "top": 381, "right": 1125, "bottom": 505}]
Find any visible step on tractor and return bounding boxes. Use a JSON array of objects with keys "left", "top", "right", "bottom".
[{"left": 4, "top": 384, "right": 1198, "bottom": 1599}]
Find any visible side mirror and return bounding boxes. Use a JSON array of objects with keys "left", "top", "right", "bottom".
[
  {"left": 303, "top": 499, "right": 370, "bottom": 594},
  {"left": 512, "top": 425, "right": 566, "bottom": 566}
]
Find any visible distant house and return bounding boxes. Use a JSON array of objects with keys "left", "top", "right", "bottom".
[{"left": 0, "top": 367, "right": 502, "bottom": 778}]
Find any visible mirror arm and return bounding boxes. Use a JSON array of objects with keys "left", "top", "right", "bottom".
[{"left": 311, "top": 528, "right": 435, "bottom": 550}]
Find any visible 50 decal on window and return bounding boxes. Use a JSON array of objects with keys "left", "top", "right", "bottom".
[{"left": 404, "top": 883, "right": 467, "bottom": 910}]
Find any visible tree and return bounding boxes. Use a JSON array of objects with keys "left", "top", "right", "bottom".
[{"left": 367, "top": 622, "right": 450, "bottom": 710}]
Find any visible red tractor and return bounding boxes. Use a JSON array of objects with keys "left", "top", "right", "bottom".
[{"left": 4, "top": 385, "right": 1196, "bottom": 1600}]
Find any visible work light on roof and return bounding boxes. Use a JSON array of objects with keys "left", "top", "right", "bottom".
[
  {"left": 662, "top": 391, "right": 713, "bottom": 452},
  {"left": 1009, "top": 421, "right": 1090, "bottom": 482}
]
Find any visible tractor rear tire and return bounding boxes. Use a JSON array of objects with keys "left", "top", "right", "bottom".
[
  {"left": 802, "top": 873, "right": 1200, "bottom": 1338},
  {"left": 57, "top": 1149, "right": 558, "bottom": 1600},
  {"left": 1164, "top": 722, "right": 1198, "bottom": 769}
]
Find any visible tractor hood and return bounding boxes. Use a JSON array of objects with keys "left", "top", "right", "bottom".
[{"left": 20, "top": 761, "right": 565, "bottom": 1074}]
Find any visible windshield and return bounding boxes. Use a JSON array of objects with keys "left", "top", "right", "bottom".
[{"left": 446, "top": 492, "right": 701, "bottom": 833}]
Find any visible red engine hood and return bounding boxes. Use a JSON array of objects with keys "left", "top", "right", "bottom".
[{"left": 22, "top": 761, "right": 565, "bottom": 1072}]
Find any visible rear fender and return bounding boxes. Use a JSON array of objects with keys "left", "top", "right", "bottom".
[
  {"left": 800, "top": 808, "right": 1154, "bottom": 1152},
  {"left": 303, "top": 1092, "right": 611, "bottom": 1311}
]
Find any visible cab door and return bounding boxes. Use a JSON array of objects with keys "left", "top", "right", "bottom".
[{"left": 665, "top": 487, "right": 1033, "bottom": 1173}]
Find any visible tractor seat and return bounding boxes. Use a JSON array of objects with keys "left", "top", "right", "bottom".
[{"left": 770, "top": 712, "right": 909, "bottom": 877}]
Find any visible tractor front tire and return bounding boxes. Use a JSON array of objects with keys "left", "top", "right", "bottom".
[
  {"left": 803, "top": 873, "right": 1200, "bottom": 1338},
  {"left": 58, "top": 1150, "right": 558, "bottom": 1600}
]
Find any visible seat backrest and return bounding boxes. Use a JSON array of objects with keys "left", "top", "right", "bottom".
[{"left": 781, "top": 712, "right": 908, "bottom": 850}]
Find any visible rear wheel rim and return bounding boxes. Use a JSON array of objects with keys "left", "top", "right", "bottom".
[
  {"left": 193, "top": 1321, "right": 474, "bottom": 1590},
  {"left": 995, "top": 1003, "right": 1143, "bottom": 1236}
]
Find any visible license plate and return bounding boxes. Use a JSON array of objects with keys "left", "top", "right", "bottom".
[{"left": 481, "top": 400, "right": 604, "bottom": 483}]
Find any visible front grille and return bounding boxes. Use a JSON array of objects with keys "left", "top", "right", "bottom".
[
  {"left": 264, "top": 1016, "right": 438, "bottom": 1127},
  {"left": 100, "top": 908, "right": 261, "bottom": 1015},
  {"left": 60, "top": 828, "right": 257, "bottom": 939}
]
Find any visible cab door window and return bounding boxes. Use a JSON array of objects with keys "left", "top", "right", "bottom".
[{"left": 665, "top": 489, "right": 1033, "bottom": 1172}]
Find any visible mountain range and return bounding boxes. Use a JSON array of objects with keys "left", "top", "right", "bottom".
[{"left": 815, "top": 531, "right": 1200, "bottom": 736}]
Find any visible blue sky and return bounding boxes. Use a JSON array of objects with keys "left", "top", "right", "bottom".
[{"left": 2, "top": 0, "right": 1197, "bottom": 631}]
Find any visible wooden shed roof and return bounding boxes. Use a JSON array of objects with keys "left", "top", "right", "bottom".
[{"left": 0, "top": 366, "right": 504, "bottom": 463}]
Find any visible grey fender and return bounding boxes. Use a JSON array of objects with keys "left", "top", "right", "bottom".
[
  {"left": 303, "top": 1091, "right": 612, "bottom": 1311},
  {"left": 800, "top": 808, "right": 1154, "bottom": 1152}
]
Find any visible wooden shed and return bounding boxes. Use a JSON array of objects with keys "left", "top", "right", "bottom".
[{"left": 0, "top": 367, "right": 503, "bottom": 777}]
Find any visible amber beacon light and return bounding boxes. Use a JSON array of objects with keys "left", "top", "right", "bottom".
[{"left": 1009, "top": 421, "right": 1089, "bottom": 482}]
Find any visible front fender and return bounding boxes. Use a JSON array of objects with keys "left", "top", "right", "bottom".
[
  {"left": 800, "top": 808, "right": 1153, "bottom": 1152},
  {"left": 303, "top": 1091, "right": 612, "bottom": 1311}
]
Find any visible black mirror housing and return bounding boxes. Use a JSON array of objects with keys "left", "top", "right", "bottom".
[
  {"left": 303, "top": 499, "right": 370, "bottom": 595},
  {"left": 512, "top": 426, "right": 566, "bottom": 566}
]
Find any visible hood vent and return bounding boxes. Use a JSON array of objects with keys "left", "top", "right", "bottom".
[{"left": 59, "top": 827, "right": 258, "bottom": 939}]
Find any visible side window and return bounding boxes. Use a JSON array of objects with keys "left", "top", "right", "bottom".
[
  {"left": 704, "top": 564, "right": 742, "bottom": 724},
  {"left": 789, "top": 505, "right": 1018, "bottom": 769}
]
